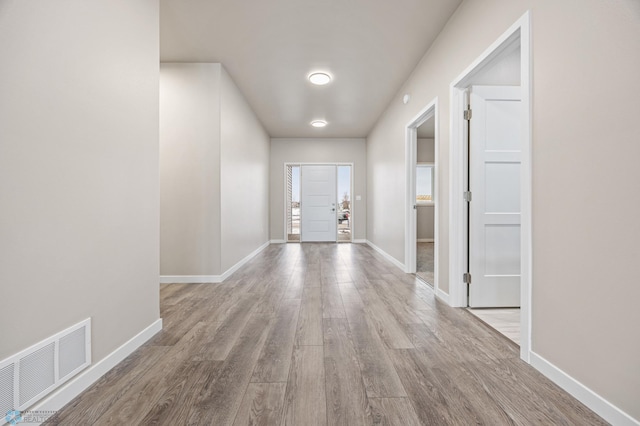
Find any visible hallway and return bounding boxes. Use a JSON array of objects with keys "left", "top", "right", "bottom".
[{"left": 47, "top": 243, "right": 604, "bottom": 425}]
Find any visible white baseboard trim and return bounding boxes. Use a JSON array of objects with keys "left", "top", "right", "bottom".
[
  {"left": 160, "top": 241, "right": 270, "bottom": 284},
  {"left": 530, "top": 352, "right": 639, "bottom": 426},
  {"left": 417, "top": 238, "right": 434, "bottom": 243},
  {"left": 365, "top": 240, "right": 405, "bottom": 271},
  {"left": 31, "top": 318, "right": 162, "bottom": 420},
  {"left": 352, "top": 239, "right": 366, "bottom": 243},
  {"left": 435, "top": 288, "right": 450, "bottom": 304},
  {"left": 160, "top": 275, "right": 220, "bottom": 284},
  {"left": 219, "top": 241, "right": 270, "bottom": 281},
  {"left": 270, "top": 239, "right": 286, "bottom": 244}
]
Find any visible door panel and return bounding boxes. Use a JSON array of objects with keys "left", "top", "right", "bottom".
[
  {"left": 301, "top": 165, "right": 337, "bottom": 242},
  {"left": 485, "top": 100, "right": 521, "bottom": 150},
  {"left": 485, "top": 162, "right": 520, "bottom": 212},
  {"left": 469, "top": 86, "right": 521, "bottom": 307},
  {"left": 484, "top": 225, "right": 520, "bottom": 275}
]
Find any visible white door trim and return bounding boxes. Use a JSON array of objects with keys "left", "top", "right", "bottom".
[
  {"left": 448, "top": 11, "right": 532, "bottom": 362},
  {"left": 405, "top": 98, "right": 440, "bottom": 296}
]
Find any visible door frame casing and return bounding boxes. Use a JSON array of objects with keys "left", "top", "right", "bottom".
[
  {"left": 405, "top": 98, "right": 439, "bottom": 296},
  {"left": 448, "top": 11, "right": 532, "bottom": 362},
  {"left": 283, "top": 162, "right": 355, "bottom": 243}
]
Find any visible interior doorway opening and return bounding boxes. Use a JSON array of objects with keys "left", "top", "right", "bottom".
[
  {"left": 415, "top": 118, "right": 436, "bottom": 287},
  {"left": 405, "top": 98, "right": 439, "bottom": 296},
  {"left": 449, "top": 12, "right": 531, "bottom": 360},
  {"left": 465, "top": 84, "right": 522, "bottom": 347}
]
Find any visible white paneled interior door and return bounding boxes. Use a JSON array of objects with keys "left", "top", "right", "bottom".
[
  {"left": 469, "top": 86, "right": 521, "bottom": 307},
  {"left": 301, "top": 165, "right": 337, "bottom": 242}
]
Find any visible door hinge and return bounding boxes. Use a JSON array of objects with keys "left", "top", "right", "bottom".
[
  {"left": 464, "top": 108, "right": 472, "bottom": 121},
  {"left": 463, "top": 191, "right": 472, "bottom": 202},
  {"left": 413, "top": 205, "right": 417, "bottom": 210},
  {"left": 463, "top": 272, "right": 472, "bottom": 284}
]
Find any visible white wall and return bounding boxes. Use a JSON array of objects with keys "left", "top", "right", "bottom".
[
  {"left": 366, "top": 0, "right": 640, "bottom": 421},
  {"left": 220, "top": 68, "right": 270, "bottom": 271},
  {"left": 0, "top": 0, "right": 160, "bottom": 362},
  {"left": 160, "top": 64, "right": 222, "bottom": 275},
  {"left": 417, "top": 207, "right": 434, "bottom": 241},
  {"left": 417, "top": 138, "right": 435, "bottom": 240},
  {"left": 159, "top": 64, "right": 270, "bottom": 277},
  {"left": 270, "top": 139, "right": 366, "bottom": 241},
  {"left": 417, "top": 138, "right": 435, "bottom": 163}
]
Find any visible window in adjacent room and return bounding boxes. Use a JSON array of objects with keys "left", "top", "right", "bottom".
[{"left": 416, "top": 163, "right": 434, "bottom": 205}]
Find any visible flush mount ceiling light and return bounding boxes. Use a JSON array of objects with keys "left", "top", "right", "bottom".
[
  {"left": 311, "top": 120, "right": 327, "bottom": 128},
  {"left": 308, "top": 72, "right": 332, "bottom": 85}
]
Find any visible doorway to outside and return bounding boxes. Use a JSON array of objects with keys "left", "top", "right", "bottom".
[
  {"left": 449, "top": 12, "right": 531, "bottom": 360},
  {"left": 285, "top": 163, "right": 352, "bottom": 243}
]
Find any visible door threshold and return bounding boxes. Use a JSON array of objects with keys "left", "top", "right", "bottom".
[
  {"left": 466, "top": 308, "right": 520, "bottom": 346},
  {"left": 414, "top": 273, "right": 434, "bottom": 288}
]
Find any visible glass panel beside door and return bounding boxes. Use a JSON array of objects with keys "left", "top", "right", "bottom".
[
  {"left": 286, "top": 165, "right": 300, "bottom": 242},
  {"left": 337, "top": 165, "right": 352, "bottom": 242}
]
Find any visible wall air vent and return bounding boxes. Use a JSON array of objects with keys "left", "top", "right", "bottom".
[
  {"left": 18, "top": 343, "right": 55, "bottom": 407},
  {"left": 0, "top": 318, "right": 91, "bottom": 423}
]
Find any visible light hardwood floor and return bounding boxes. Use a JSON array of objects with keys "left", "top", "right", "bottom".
[
  {"left": 45, "top": 243, "right": 606, "bottom": 425},
  {"left": 468, "top": 308, "right": 521, "bottom": 345}
]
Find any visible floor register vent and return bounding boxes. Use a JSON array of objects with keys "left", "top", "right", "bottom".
[{"left": 0, "top": 318, "right": 91, "bottom": 419}]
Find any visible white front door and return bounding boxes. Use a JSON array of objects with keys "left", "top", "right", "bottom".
[
  {"left": 301, "top": 165, "right": 337, "bottom": 242},
  {"left": 469, "top": 86, "right": 521, "bottom": 307}
]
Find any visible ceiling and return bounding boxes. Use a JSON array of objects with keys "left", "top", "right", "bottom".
[{"left": 160, "top": 0, "right": 462, "bottom": 138}]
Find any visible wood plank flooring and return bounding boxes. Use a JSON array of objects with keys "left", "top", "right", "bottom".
[{"left": 45, "top": 243, "right": 607, "bottom": 425}]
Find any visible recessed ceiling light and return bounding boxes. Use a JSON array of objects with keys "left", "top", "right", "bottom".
[
  {"left": 311, "top": 120, "right": 327, "bottom": 128},
  {"left": 309, "top": 72, "right": 332, "bottom": 85}
]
